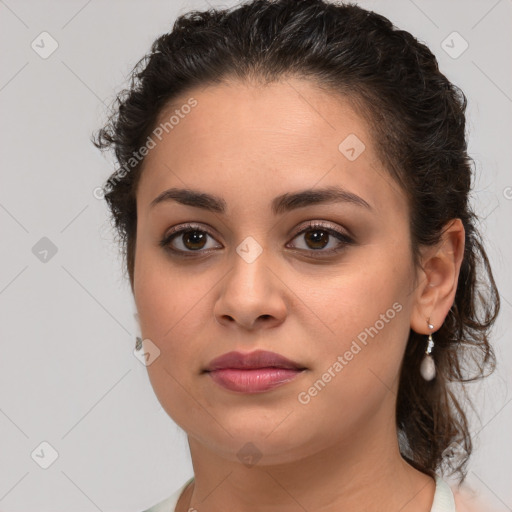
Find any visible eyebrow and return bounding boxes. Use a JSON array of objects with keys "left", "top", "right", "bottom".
[{"left": 149, "top": 185, "right": 372, "bottom": 215}]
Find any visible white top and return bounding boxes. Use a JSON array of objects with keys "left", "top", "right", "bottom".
[{"left": 142, "top": 474, "right": 457, "bottom": 512}]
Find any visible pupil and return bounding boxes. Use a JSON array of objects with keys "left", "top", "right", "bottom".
[
  {"left": 306, "top": 230, "right": 328, "bottom": 249},
  {"left": 184, "top": 231, "right": 206, "bottom": 250}
]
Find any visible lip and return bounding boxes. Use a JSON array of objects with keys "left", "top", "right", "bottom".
[
  {"left": 207, "top": 368, "right": 305, "bottom": 393},
  {"left": 203, "top": 350, "right": 307, "bottom": 394},
  {"left": 204, "top": 349, "right": 305, "bottom": 372}
]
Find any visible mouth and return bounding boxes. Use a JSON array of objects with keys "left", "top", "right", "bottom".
[
  {"left": 203, "top": 349, "right": 306, "bottom": 371},
  {"left": 202, "top": 349, "right": 307, "bottom": 393},
  {"left": 206, "top": 367, "right": 306, "bottom": 393}
]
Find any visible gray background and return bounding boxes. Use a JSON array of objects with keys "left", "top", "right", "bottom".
[{"left": 0, "top": 0, "right": 510, "bottom": 510}]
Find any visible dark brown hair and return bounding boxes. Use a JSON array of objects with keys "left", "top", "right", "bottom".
[{"left": 92, "top": 0, "right": 499, "bottom": 483}]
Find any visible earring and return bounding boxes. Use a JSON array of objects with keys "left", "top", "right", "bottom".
[
  {"left": 134, "top": 312, "right": 143, "bottom": 351},
  {"left": 420, "top": 319, "right": 436, "bottom": 381}
]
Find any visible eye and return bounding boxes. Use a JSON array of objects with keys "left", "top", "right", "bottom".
[
  {"left": 286, "top": 221, "right": 354, "bottom": 255},
  {"left": 160, "top": 221, "right": 354, "bottom": 258},
  {"left": 159, "top": 223, "right": 221, "bottom": 256}
]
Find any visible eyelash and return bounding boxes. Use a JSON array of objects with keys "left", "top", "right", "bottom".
[{"left": 159, "top": 221, "right": 355, "bottom": 258}]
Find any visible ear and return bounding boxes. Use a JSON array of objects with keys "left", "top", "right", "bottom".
[{"left": 410, "top": 219, "right": 465, "bottom": 334}]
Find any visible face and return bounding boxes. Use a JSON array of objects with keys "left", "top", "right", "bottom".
[{"left": 133, "top": 78, "right": 418, "bottom": 465}]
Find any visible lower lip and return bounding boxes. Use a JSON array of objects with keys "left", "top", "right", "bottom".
[{"left": 206, "top": 368, "right": 305, "bottom": 393}]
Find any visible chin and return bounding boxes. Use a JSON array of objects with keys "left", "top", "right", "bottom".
[{"left": 188, "top": 419, "right": 321, "bottom": 466}]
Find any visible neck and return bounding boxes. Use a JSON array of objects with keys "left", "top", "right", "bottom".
[{"left": 178, "top": 412, "right": 436, "bottom": 512}]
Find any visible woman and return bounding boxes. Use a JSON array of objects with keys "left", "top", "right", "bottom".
[{"left": 93, "top": 1, "right": 500, "bottom": 510}]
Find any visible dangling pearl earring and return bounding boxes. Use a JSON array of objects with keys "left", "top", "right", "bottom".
[{"left": 420, "top": 319, "right": 436, "bottom": 381}]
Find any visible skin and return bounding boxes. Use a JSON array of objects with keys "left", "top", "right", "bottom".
[{"left": 132, "top": 77, "right": 465, "bottom": 512}]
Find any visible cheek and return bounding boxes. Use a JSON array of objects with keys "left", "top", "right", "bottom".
[
  {"left": 133, "top": 247, "right": 215, "bottom": 371},
  {"left": 302, "top": 252, "right": 410, "bottom": 342},
  {"left": 134, "top": 257, "right": 210, "bottom": 424},
  {"left": 298, "top": 250, "right": 413, "bottom": 397},
  {"left": 134, "top": 251, "right": 183, "bottom": 367},
  {"left": 134, "top": 242, "right": 189, "bottom": 334},
  {"left": 135, "top": 273, "right": 201, "bottom": 352}
]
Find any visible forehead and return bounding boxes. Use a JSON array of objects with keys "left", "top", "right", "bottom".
[
  {"left": 136, "top": 78, "right": 404, "bottom": 216},
  {"left": 151, "top": 78, "right": 367, "bottom": 158}
]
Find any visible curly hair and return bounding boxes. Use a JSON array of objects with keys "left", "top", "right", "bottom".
[{"left": 92, "top": 0, "right": 500, "bottom": 483}]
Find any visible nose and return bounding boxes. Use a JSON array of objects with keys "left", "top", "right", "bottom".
[{"left": 213, "top": 249, "right": 287, "bottom": 331}]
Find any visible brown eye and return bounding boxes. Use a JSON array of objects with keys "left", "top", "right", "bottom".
[
  {"left": 180, "top": 230, "right": 208, "bottom": 250},
  {"left": 160, "top": 221, "right": 354, "bottom": 258},
  {"left": 302, "top": 228, "right": 330, "bottom": 250},
  {"left": 160, "top": 223, "right": 222, "bottom": 255},
  {"left": 287, "top": 222, "right": 354, "bottom": 255}
]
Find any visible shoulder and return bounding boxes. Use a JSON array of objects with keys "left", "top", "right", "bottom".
[
  {"left": 141, "top": 491, "right": 179, "bottom": 512},
  {"left": 433, "top": 475, "right": 497, "bottom": 512},
  {"left": 141, "top": 477, "right": 193, "bottom": 512},
  {"left": 451, "top": 484, "right": 499, "bottom": 512}
]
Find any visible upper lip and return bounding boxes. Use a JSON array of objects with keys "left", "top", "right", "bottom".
[{"left": 203, "top": 350, "right": 306, "bottom": 372}]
